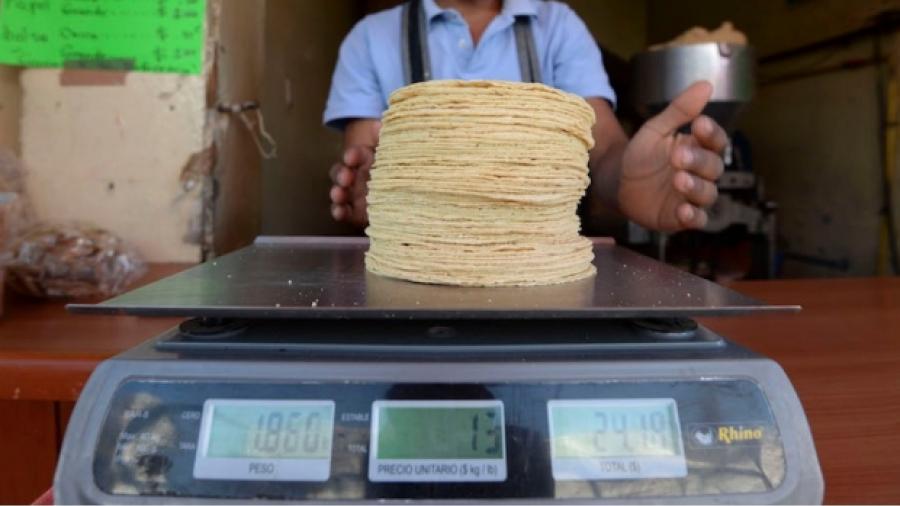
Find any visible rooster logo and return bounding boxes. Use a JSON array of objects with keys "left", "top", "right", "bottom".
[{"left": 693, "top": 426, "right": 714, "bottom": 446}]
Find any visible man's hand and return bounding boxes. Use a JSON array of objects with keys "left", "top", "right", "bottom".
[
  {"left": 618, "top": 81, "right": 728, "bottom": 231},
  {"left": 329, "top": 145, "right": 373, "bottom": 227},
  {"left": 329, "top": 119, "right": 380, "bottom": 228}
]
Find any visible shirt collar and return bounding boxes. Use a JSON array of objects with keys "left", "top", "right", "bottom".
[{"left": 421, "top": 0, "right": 538, "bottom": 22}]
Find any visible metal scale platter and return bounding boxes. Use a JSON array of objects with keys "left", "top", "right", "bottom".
[{"left": 55, "top": 237, "right": 823, "bottom": 504}]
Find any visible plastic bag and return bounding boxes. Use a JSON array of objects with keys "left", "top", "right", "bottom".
[{"left": 4, "top": 222, "right": 147, "bottom": 298}]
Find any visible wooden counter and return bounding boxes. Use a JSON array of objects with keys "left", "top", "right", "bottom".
[
  {"left": 0, "top": 264, "right": 187, "bottom": 504},
  {"left": 0, "top": 266, "right": 897, "bottom": 504},
  {"left": 700, "top": 277, "right": 900, "bottom": 504}
]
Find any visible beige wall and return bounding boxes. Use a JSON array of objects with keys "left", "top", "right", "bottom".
[
  {"left": 11, "top": 1, "right": 274, "bottom": 262},
  {"left": 20, "top": 70, "right": 208, "bottom": 262},
  {"left": 0, "top": 65, "right": 20, "bottom": 152}
]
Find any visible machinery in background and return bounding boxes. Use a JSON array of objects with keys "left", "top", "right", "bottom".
[{"left": 632, "top": 42, "right": 778, "bottom": 280}]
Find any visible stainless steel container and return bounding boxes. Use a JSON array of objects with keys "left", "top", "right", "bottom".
[{"left": 632, "top": 42, "right": 755, "bottom": 131}]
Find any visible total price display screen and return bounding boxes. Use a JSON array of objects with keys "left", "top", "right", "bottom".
[
  {"left": 548, "top": 399, "right": 687, "bottom": 480},
  {"left": 368, "top": 400, "right": 507, "bottom": 482},
  {"left": 193, "top": 399, "right": 335, "bottom": 481}
]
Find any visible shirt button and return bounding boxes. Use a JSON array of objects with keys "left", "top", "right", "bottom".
[{"left": 458, "top": 38, "right": 467, "bottom": 48}]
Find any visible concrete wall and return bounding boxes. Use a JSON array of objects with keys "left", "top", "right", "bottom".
[
  {"left": 740, "top": 40, "right": 884, "bottom": 277},
  {"left": 0, "top": 65, "right": 19, "bottom": 152},
  {"left": 20, "top": 70, "right": 208, "bottom": 262}
]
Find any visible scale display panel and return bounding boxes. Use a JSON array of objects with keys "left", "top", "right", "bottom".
[
  {"left": 369, "top": 400, "right": 507, "bottom": 482},
  {"left": 548, "top": 399, "right": 687, "bottom": 480},
  {"left": 194, "top": 399, "right": 335, "bottom": 481},
  {"left": 84, "top": 378, "right": 798, "bottom": 502}
]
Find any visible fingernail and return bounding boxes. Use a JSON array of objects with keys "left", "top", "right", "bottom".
[
  {"left": 701, "top": 117, "right": 712, "bottom": 134},
  {"left": 683, "top": 206, "right": 695, "bottom": 220},
  {"left": 681, "top": 174, "right": 695, "bottom": 191},
  {"left": 681, "top": 149, "right": 694, "bottom": 167}
]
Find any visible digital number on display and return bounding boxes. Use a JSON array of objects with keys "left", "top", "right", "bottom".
[
  {"left": 369, "top": 400, "right": 507, "bottom": 482},
  {"left": 193, "top": 399, "right": 335, "bottom": 481},
  {"left": 548, "top": 399, "right": 687, "bottom": 481}
]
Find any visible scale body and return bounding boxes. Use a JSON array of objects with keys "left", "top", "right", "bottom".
[{"left": 55, "top": 237, "right": 823, "bottom": 504}]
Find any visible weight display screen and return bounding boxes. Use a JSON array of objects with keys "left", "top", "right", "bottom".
[
  {"left": 548, "top": 399, "right": 687, "bottom": 480},
  {"left": 194, "top": 399, "right": 334, "bottom": 481},
  {"left": 369, "top": 400, "right": 507, "bottom": 482}
]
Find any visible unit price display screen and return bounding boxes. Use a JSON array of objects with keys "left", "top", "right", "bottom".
[
  {"left": 193, "top": 399, "right": 335, "bottom": 481},
  {"left": 548, "top": 399, "right": 687, "bottom": 480},
  {"left": 369, "top": 400, "right": 507, "bottom": 482}
]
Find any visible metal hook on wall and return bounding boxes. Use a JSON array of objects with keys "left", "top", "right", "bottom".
[{"left": 216, "top": 101, "right": 278, "bottom": 160}]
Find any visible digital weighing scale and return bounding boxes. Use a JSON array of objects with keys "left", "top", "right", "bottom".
[{"left": 55, "top": 237, "right": 824, "bottom": 504}]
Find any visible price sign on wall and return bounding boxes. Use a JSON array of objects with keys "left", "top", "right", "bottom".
[{"left": 0, "top": 0, "right": 205, "bottom": 74}]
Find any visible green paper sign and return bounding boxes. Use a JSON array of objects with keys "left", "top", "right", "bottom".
[{"left": 0, "top": 0, "right": 205, "bottom": 74}]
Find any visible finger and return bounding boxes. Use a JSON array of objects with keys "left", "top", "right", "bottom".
[
  {"left": 335, "top": 166, "right": 355, "bottom": 188},
  {"left": 677, "top": 203, "right": 708, "bottom": 229},
  {"left": 330, "top": 185, "right": 350, "bottom": 205},
  {"left": 351, "top": 200, "right": 369, "bottom": 227},
  {"left": 674, "top": 171, "right": 718, "bottom": 207},
  {"left": 343, "top": 145, "right": 374, "bottom": 168},
  {"left": 357, "top": 162, "right": 372, "bottom": 183},
  {"left": 672, "top": 145, "right": 724, "bottom": 181},
  {"left": 645, "top": 81, "right": 713, "bottom": 136},
  {"left": 331, "top": 203, "right": 350, "bottom": 222},
  {"left": 329, "top": 162, "right": 343, "bottom": 184},
  {"left": 691, "top": 115, "right": 728, "bottom": 153}
]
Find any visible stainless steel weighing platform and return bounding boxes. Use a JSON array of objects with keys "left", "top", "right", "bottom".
[{"left": 55, "top": 237, "right": 823, "bottom": 504}]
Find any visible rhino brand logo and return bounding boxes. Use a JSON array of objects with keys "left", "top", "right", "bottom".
[{"left": 718, "top": 425, "right": 764, "bottom": 444}]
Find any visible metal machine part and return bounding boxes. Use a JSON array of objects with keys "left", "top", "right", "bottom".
[
  {"left": 155, "top": 317, "right": 724, "bottom": 357},
  {"left": 632, "top": 42, "right": 754, "bottom": 132},
  {"left": 69, "top": 237, "right": 798, "bottom": 319}
]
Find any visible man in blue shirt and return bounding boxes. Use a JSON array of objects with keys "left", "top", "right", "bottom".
[{"left": 325, "top": 0, "right": 727, "bottom": 233}]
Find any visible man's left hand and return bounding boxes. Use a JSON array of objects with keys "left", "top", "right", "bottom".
[{"left": 618, "top": 81, "right": 728, "bottom": 231}]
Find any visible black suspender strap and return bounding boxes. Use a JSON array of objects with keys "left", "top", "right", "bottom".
[
  {"left": 402, "top": 0, "right": 430, "bottom": 83},
  {"left": 402, "top": 0, "right": 541, "bottom": 85},
  {"left": 513, "top": 16, "right": 541, "bottom": 83}
]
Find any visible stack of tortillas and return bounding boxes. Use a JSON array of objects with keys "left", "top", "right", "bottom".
[{"left": 365, "top": 80, "right": 596, "bottom": 286}]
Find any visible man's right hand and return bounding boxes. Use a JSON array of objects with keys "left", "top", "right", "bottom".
[{"left": 329, "top": 145, "right": 374, "bottom": 227}]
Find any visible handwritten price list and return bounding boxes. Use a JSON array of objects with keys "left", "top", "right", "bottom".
[{"left": 0, "top": 0, "right": 205, "bottom": 74}]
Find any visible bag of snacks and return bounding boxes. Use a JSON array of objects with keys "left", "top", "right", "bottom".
[{"left": 4, "top": 222, "right": 146, "bottom": 298}]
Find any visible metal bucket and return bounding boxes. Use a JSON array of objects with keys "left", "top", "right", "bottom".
[{"left": 632, "top": 42, "right": 755, "bottom": 131}]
